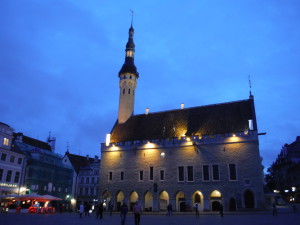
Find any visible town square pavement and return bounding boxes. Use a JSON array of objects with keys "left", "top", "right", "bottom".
[{"left": 1, "top": 209, "right": 299, "bottom": 225}]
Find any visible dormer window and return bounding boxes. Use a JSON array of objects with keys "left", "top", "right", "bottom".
[{"left": 126, "top": 50, "right": 134, "bottom": 57}]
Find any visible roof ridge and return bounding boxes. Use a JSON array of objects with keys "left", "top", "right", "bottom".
[{"left": 133, "top": 98, "right": 250, "bottom": 116}]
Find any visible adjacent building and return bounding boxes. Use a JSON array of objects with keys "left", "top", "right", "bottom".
[
  {"left": 99, "top": 24, "right": 265, "bottom": 212},
  {"left": 267, "top": 136, "right": 300, "bottom": 202},
  {"left": 12, "top": 132, "right": 73, "bottom": 199},
  {"left": 0, "top": 122, "right": 26, "bottom": 195},
  {"left": 63, "top": 152, "right": 100, "bottom": 207}
]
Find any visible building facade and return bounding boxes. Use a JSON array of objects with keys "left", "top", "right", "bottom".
[
  {"left": 0, "top": 122, "right": 26, "bottom": 195},
  {"left": 13, "top": 133, "right": 73, "bottom": 199},
  {"left": 76, "top": 156, "right": 100, "bottom": 207},
  {"left": 99, "top": 24, "right": 265, "bottom": 212},
  {"left": 267, "top": 136, "right": 300, "bottom": 202}
]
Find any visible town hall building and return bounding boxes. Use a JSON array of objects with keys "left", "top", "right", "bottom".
[{"left": 99, "top": 23, "right": 265, "bottom": 212}]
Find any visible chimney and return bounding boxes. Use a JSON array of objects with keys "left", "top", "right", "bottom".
[
  {"left": 86, "top": 154, "right": 89, "bottom": 161},
  {"left": 94, "top": 155, "right": 99, "bottom": 163},
  {"left": 145, "top": 107, "right": 150, "bottom": 115},
  {"left": 181, "top": 103, "right": 184, "bottom": 109}
]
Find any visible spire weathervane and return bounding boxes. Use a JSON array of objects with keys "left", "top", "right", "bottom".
[
  {"left": 130, "top": 9, "right": 134, "bottom": 26},
  {"left": 248, "top": 75, "right": 253, "bottom": 98}
]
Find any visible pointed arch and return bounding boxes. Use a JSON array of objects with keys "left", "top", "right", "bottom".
[
  {"left": 144, "top": 191, "right": 153, "bottom": 212},
  {"left": 210, "top": 190, "right": 222, "bottom": 211},
  {"left": 192, "top": 190, "right": 204, "bottom": 211},
  {"left": 129, "top": 191, "right": 139, "bottom": 211},
  {"left": 175, "top": 191, "right": 186, "bottom": 212},
  {"left": 159, "top": 190, "right": 169, "bottom": 211},
  {"left": 116, "top": 190, "right": 125, "bottom": 211}
]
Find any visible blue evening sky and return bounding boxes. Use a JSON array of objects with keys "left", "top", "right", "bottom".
[{"left": 1, "top": 0, "right": 299, "bottom": 171}]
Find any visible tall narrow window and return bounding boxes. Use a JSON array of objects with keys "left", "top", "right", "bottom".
[
  {"left": 80, "top": 188, "right": 83, "bottom": 195},
  {"left": 90, "top": 188, "right": 94, "bottom": 195},
  {"left": 123, "top": 89, "right": 125, "bottom": 94},
  {"left": 121, "top": 172, "right": 124, "bottom": 181},
  {"left": 160, "top": 170, "right": 165, "bottom": 181},
  {"left": 1, "top": 153, "right": 7, "bottom": 161},
  {"left": 149, "top": 167, "right": 154, "bottom": 180},
  {"left": 109, "top": 172, "right": 113, "bottom": 181},
  {"left": 86, "top": 177, "right": 89, "bottom": 184},
  {"left": 203, "top": 165, "right": 209, "bottom": 181},
  {"left": 17, "top": 158, "right": 22, "bottom": 165},
  {"left": 10, "top": 155, "right": 15, "bottom": 163},
  {"left": 212, "top": 165, "right": 220, "bottom": 181},
  {"left": 14, "top": 172, "right": 20, "bottom": 183},
  {"left": 178, "top": 166, "right": 184, "bottom": 182},
  {"left": 139, "top": 171, "right": 143, "bottom": 181},
  {"left": 187, "top": 166, "right": 194, "bottom": 182},
  {"left": 128, "top": 89, "right": 131, "bottom": 94},
  {"left": 92, "top": 177, "right": 95, "bottom": 184},
  {"left": 3, "top": 138, "right": 9, "bottom": 146},
  {"left": 85, "top": 188, "right": 88, "bottom": 195},
  {"left": 229, "top": 164, "right": 237, "bottom": 180},
  {"left": 6, "top": 170, "right": 12, "bottom": 182},
  {"left": 0, "top": 169, "right": 3, "bottom": 181}
]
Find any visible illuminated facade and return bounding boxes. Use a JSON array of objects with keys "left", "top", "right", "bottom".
[
  {"left": 0, "top": 122, "right": 26, "bottom": 196},
  {"left": 99, "top": 24, "right": 265, "bottom": 211}
]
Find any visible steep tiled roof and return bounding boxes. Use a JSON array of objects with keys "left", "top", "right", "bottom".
[
  {"left": 66, "top": 153, "right": 95, "bottom": 173},
  {"left": 13, "top": 133, "right": 52, "bottom": 151},
  {"left": 110, "top": 98, "right": 257, "bottom": 143}
]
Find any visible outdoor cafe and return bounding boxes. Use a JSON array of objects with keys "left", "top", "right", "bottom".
[{"left": 0, "top": 193, "right": 62, "bottom": 213}]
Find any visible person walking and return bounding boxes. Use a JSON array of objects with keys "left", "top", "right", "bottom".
[
  {"left": 219, "top": 203, "right": 224, "bottom": 217},
  {"left": 272, "top": 203, "right": 278, "bottom": 216},
  {"left": 95, "top": 202, "right": 100, "bottom": 219},
  {"left": 167, "top": 203, "right": 173, "bottom": 216},
  {"left": 99, "top": 202, "right": 104, "bottom": 219},
  {"left": 133, "top": 201, "right": 142, "bottom": 225},
  {"left": 195, "top": 203, "right": 200, "bottom": 217},
  {"left": 84, "top": 202, "right": 90, "bottom": 216},
  {"left": 120, "top": 202, "right": 128, "bottom": 225},
  {"left": 79, "top": 202, "right": 84, "bottom": 218},
  {"left": 108, "top": 201, "right": 114, "bottom": 216}
]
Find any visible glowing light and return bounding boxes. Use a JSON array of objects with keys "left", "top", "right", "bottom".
[
  {"left": 284, "top": 190, "right": 289, "bottom": 193},
  {"left": 292, "top": 187, "right": 296, "bottom": 192},
  {"left": 106, "top": 134, "right": 111, "bottom": 146},
  {"left": 232, "top": 134, "right": 236, "bottom": 137},
  {"left": 186, "top": 137, "right": 191, "bottom": 141},
  {"left": 160, "top": 152, "right": 166, "bottom": 158},
  {"left": 71, "top": 198, "right": 76, "bottom": 204},
  {"left": 111, "top": 145, "right": 119, "bottom": 151},
  {"left": 145, "top": 142, "right": 156, "bottom": 149}
]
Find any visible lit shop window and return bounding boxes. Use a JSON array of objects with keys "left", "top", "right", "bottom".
[{"left": 3, "top": 138, "right": 9, "bottom": 146}]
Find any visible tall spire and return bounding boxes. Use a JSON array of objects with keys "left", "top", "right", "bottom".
[
  {"left": 248, "top": 75, "right": 253, "bottom": 98},
  {"left": 117, "top": 18, "right": 139, "bottom": 123},
  {"left": 118, "top": 13, "right": 139, "bottom": 78}
]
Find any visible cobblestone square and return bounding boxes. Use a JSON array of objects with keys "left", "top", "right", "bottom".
[{"left": 1, "top": 209, "right": 299, "bottom": 225}]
